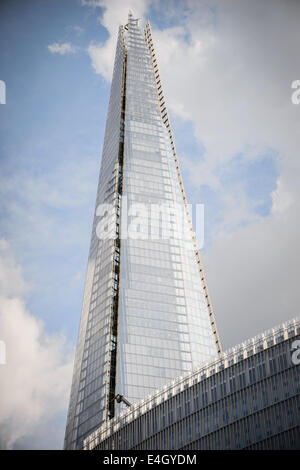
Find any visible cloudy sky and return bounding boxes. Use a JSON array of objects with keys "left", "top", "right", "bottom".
[{"left": 0, "top": 0, "right": 300, "bottom": 449}]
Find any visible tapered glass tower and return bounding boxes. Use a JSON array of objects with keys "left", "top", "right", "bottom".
[{"left": 64, "top": 13, "right": 221, "bottom": 450}]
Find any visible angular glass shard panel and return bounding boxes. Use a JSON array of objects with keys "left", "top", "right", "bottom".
[{"left": 64, "top": 13, "right": 221, "bottom": 450}]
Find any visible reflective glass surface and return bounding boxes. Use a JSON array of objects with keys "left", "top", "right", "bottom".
[
  {"left": 65, "top": 14, "right": 219, "bottom": 449},
  {"left": 116, "top": 15, "right": 218, "bottom": 409},
  {"left": 64, "top": 27, "right": 126, "bottom": 449}
]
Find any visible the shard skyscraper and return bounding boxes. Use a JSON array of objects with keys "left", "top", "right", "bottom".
[{"left": 64, "top": 13, "right": 221, "bottom": 450}]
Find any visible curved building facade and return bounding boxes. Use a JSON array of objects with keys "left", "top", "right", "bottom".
[{"left": 84, "top": 318, "right": 300, "bottom": 450}]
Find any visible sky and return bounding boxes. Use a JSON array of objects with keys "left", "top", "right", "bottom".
[{"left": 0, "top": 0, "right": 300, "bottom": 449}]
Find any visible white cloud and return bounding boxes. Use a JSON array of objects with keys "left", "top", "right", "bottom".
[
  {"left": 87, "top": 42, "right": 113, "bottom": 81},
  {"left": 271, "top": 179, "right": 293, "bottom": 216},
  {"left": 81, "top": 0, "right": 103, "bottom": 6},
  {"left": 48, "top": 42, "right": 77, "bottom": 55},
  {"left": 204, "top": 193, "right": 300, "bottom": 349},
  {"left": 70, "top": 25, "right": 84, "bottom": 36},
  {"left": 0, "top": 239, "right": 73, "bottom": 449}
]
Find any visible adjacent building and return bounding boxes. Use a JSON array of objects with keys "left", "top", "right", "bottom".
[
  {"left": 84, "top": 318, "right": 300, "bottom": 450},
  {"left": 64, "top": 13, "right": 221, "bottom": 450}
]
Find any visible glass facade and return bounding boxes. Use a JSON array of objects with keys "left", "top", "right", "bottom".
[
  {"left": 117, "top": 14, "right": 220, "bottom": 408},
  {"left": 85, "top": 318, "right": 300, "bottom": 450},
  {"left": 64, "top": 13, "right": 220, "bottom": 450}
]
